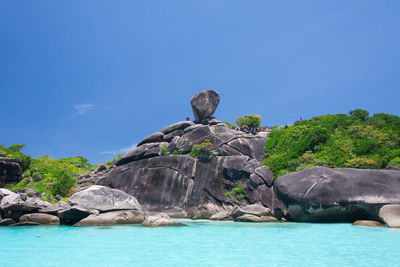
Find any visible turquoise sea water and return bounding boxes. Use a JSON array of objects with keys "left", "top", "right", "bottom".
[{"left": 0, "top": 220, "right": 399, "bottom": 267}]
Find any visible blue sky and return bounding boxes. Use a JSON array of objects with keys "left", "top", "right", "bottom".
[{"left": 1, "top": 1, "right": 399, "bottom": 163}]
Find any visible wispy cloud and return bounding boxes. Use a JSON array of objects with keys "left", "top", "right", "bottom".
[
  {"left": 74, "top": 103, "right": 94, "bottom": 115},
  {"left": 100, "top": 143, "right": 137, "bottom": 155}
]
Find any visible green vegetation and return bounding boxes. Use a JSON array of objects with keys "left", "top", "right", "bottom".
[
  {"left": 2, "top": 144, "right": 93, "bottom": 203},
  {"left": 105, "top": 153, "right": 123, "bottom": 169},
  {"left": 225, "top": 182, "right": 246, "bottom": 201},
  {"left": 160, "top": 145, "right": 168, "bottom": 155},
  {"left": 234, "top": 115, "right": 262, "bottom": 130},
  {"left": 189, "top": 139, "right": 214, "bottom": 158},
  {"left": 264, "top": 110, "right": 400, "bottom": 177}
]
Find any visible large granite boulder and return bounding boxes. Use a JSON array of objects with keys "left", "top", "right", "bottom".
[
  {"left": 19, "top": 213, "right": 60, "bottom": 225},
  {"left": 68, "top": 185, "right": 142, "bottom": 212},
  {"left": 0, "top": 158, "right": 22, "bottom": 187},
  {"left": 379, "top": 204, "right": 400, "bottom": 228},
  {"left": 190, "top": 90, "right": 220, "bottom": 122},
  {"left": 75, "top": 210, "right": 145, "bottom": 226},
  {"left": 274, "top": 167, "right": 400, "bottom": 222}
]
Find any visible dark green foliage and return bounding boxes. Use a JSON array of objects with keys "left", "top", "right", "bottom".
[
  {"left": 225, "top": 182, "right": 246, "bottom": 202},
  {"left": 349, "top": 109, "right": 369, "bottom": 121},
  {"left": 264, "top": 111, "right": 400, "bottom": 177}
]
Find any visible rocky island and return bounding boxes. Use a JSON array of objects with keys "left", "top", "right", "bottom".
[{"left": 1, "top": 90, "right": 400, "bottom": 228}]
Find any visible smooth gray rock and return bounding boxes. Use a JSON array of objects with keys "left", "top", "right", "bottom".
[
  {"left": 75, "top": 210, "right": 145, "bottom": 226},
  {"left": 210, "top": 210, "right": 233, "bottom": 221},
  {"left": 274, "top": 167, "right": 400, "bottom": 222},
  {"left": 160, "top": 121, "right": 194, "bottom": 135},
  {"left": 379, "top": 204, "right": 400, "bottom": 228},
  {"left": 19, "top": 213, "right": 60, "bottom": 225},
  {"left": 190, "top": 90, "right": 220, "bottom": 122},
  {"left": 164, "top": 129, "right": 184, "bottom": 142},
  {"left": 137, "top": 132, "right": 164, "bottom": 147},
  {"left": 141, "top": 213, "right": 185, "bottom": 227},
  {"left": 116, "top": 143, "right": 160, "bottom": 166},
  {"left": 254, "top": 166, "right": 274, "bottom": 187},
  {"left": 68, "top": 185, "right": 142, "bottom": 212},
  {"left": 235, "top": 214, "right": 279, "bottom": 222},
  {"left": 222, "top": 156, "right": 250, "bottom": 180},
  {"left": 232, "top": 204, "right": 271, "bottom": 218}
]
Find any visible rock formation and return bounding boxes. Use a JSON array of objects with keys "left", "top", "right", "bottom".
[
  {"left": 97, "top": 90, "right": 284, "bottom": 219},
  {"left": 274, "top": 167, "right": 400, "bottom": 222},
  {"left": 0, "top": 158, "right": 23, "bottom": 187},
  {"left": 190, "top": 90, "right": 220, "bottom": 122}
]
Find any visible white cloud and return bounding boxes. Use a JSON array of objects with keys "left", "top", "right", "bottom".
[
  {"left": 100, "top": 143, "right": 137, "bottom": 155},
  {"left": 74, "top": 103, "right": 94, "bottom": 115}
]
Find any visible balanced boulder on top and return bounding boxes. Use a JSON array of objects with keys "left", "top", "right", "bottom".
[{"left": 190, "top": 90, "right": 220, "bottom": 122}]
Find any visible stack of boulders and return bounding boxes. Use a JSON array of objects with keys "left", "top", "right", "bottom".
[
  {"left": 0, "top": 185, "right": 183, "bottom": 227},
  {"left": 0, "top": 158, "right": 23, "bottom": 187},
  {"left": 97, "top": 90, "right": 285, "bottom": 220}
]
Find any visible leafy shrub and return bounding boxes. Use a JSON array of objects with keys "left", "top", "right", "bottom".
[
  {"left": 189, "top": 139, "right": 214, "bottom": 158},
  {"left": 234, "top": 115, "right": 262, "bottom": 131},
  {"left": 225, "top": 182, "right": 246, "bottom": 201},
  {"left": 160, "top": 145, "right": 168, "bottom": 155}
]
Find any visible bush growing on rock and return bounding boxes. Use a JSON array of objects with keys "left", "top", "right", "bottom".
[
  {"left": 234, "top": 115, "right": 262, "bottom": 131},
  {"left": 189, "top": 139, "right": 214, "bottom": 158}
]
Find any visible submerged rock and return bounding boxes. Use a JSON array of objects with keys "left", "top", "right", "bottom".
[
  {"left": 274, "top": 167, "right": 400, "bottom": 222},
  {"left": 352, "top": 220, "right": 384, "bottom": 227}
]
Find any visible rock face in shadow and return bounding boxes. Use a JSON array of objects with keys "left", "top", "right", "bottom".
[
  {"left": 97, "top": 122, "right": 284, "bottom": 218},
  {"left": 274, "top": 167, "right": 400, "bottom": 222},
  {"left": 0, "top": 158, "right": 23, "bottom": 187}
]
